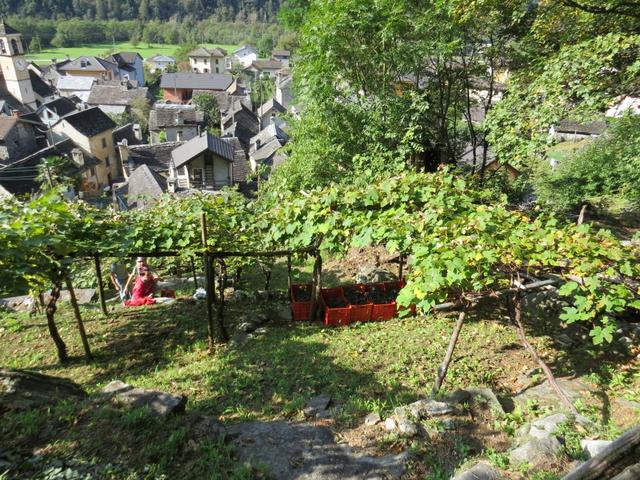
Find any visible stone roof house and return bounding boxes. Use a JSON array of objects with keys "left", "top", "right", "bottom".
[
  {"left": 36, "top": 97, "right": 79, "bottom": 127},
  {"left": 257, "top": 98, "right": 287, "bottom": 129},
  {"left": 56, "top": 76, "right": 95, "bottom": 102},
  {"left": 233, "top": 45, "right": 258, "bottom": 68},
  {"left": 221, "top": 100, "right": 259, "bottom": 148},
  {"left": 145, "top": 55, "right": 176, "bottom": 73},
  {"left": 106, "top": 52, "right": 145, "bottom": 86},
  {"left": 188, "top": 47, "right": 227, "bottom": 74},
  {"left": 149, "top": 104, "right": 204, "bottom": 144},
  {"left": 549, "top": 119, "right": 607, "bottom": 141},
  {"left": 0, "top": 116, "right": 39, "bottom": 166},
  {"left": 160, "top": 73, "right": 233, "bottom": 103},
  {"left": 245, "top": 59, "right": 284, "bottom": 79},
  {"left": 87, "top": 81, "right": 152, "bottom": 115},
  {"left": 272, "top": 49, "right": 291, "bottom": 67},
  {"left": 60, "top": 56, "right": 119, "bottom": 80},
  {"left": 124, "top": 164, "right": 167, "bottom": 208}
]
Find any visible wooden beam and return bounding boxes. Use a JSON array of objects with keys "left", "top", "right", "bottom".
[
  {"left": 433, "top": 310, "right": 466, "bottom": 395},
  {"left": 562, "top": 425, "right": 640, "bottom": 480}
]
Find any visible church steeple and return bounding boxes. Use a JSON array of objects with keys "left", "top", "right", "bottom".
[{"left": 0, "top": 22, "right": 37, "bottom": 109}]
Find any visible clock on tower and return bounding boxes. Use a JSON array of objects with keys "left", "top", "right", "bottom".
[{"left": 0, "top": 22, "right": 37, "bottom": 110}]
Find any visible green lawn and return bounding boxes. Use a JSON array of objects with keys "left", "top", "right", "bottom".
[
  {"left": 546, "top": 139, "right": 590, "bottom": 163},
  {"left": 26, "top": 42, "right": 239, "bottom": 64}
]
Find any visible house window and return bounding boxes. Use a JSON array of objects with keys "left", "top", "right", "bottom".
[
  {"left": 192, "top": 168, "right": 204, "bottom": 187},
  {"left": 204, "top": 68, "right": 208, "bottom": 73},
  {"left": 90, "top": 167, "right": 96, "bottom": 177},
  {"left": 10, "top": 39, "right": 18, "bottom": 55},
  {"left": 176, "top": 130, "right": 183, "bottom": 141},
  {"left": 0, "top": 40, "right": 5, "bottom": 54},
  {"left": 101, "top": 137, "right": 107, "bottom": 148},
  {"left": 105, "top": 155, "right": 111, "bottom": 167},
  {"left": 216, "top": 67, "right": 219, "bottom": 73}
]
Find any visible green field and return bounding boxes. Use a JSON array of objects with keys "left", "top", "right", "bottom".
[{"left": 26, "top": 42, "right": 239, "bottom": 64}]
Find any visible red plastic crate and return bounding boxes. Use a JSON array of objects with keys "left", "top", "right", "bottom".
[
  {"left": 343, "top": 284, "right": 373, "bottom": 322},
  {"left": 291, "top": 284, "right": 312, "bottom": 321},
  {"left": 368, "top": 282, "right": 398, "bottom": 321},
  {"left": 321, "top": 287, "right": 350, "bottom": 327}
]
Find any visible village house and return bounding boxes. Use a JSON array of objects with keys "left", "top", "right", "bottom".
[
  {"left": 168, "top": 132, "right": 248, "bottom": 192},
  {"left": 52, "top": 107, "right": 120, "bottom": 187},
  {"left": 105, "top": 52, "right": 145, "bottom": 86},
  {"left": 549, "top": 119, "right": 607, "bottom": 142},
  {"left": 0, "top": 138, "right": 103, "bottom": 195},
  {"left": 256, "top": 98, "right": 287, "bottom": 129},
  {"left": 275, "top": 70, "right": 293, "bottom": 109},
  {"left": 0, "top": 115, "right": 39, "bottom": 166},
  {"left": 149, "top": 104, "right": 204, "bottom": 144},
  {"left": 188, "top": 47, "right": 227, "bottom": 74},
  {"left": 160, "top": 73, "right": 233, "bottom": 103},
  {"left": 38, "top": 58, "right": 71, "bottom": 86},
  {"left": 86, "top": 80, "right": 152, "bottom": 116},
  {"left": 249, "top": 122, "right": 288, "bottom": 173},
  {"left": 233, "top": 45, "right": 258, "bottom": 68},
  {"left": 271, "top": 49, "right": 291, "bottom": 67},
  {"left": 36, "top": 97, "right": 79, "bottom": 128},
  {"left": 121, "top": 164, "right": 168, "bottom": 208},
  {"left": 145, "top": 55, "right": 176, "bottom": 73},
  {"left": 56, "top": 76, "right": 95, "bottom": 102},
  {"left": 245, "top": 59, "right": 285, "bottom": 79},
  {"left": 221, "top": 100, "right": 259, "bottom": 148},
  {"left": 59, "top": 56, "right": 119, "bottom": 81}
]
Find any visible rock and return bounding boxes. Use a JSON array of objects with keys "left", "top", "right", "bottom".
[
  {"left": 452, "top": 461, "right": 504, "bottom": 480},
  {"left": 466, "top": 387, "right": 504, "bottom": 415},
  {"left": 580, "top": 439, "right": 612, "bottom": 459},
  {"left": 303, "top": 394, "right": 331, "bottom": 418},
  {"left": 355, "top": 266, "right": 398, "bottom": 284},
  {"left": 255, "top": 312, "right": 269, "bottom": 324},
  {"left": 510, "top": 436, "right": 562, "bottom": 468},
  {"left": 238, "top": 321, "right": 259, "bottom": 333},
  {"left": 256, "top": 290, "right": 270, "bottom": 302},
  {"left": 616, "top": 398, "right": 640, "bottom": 411},
  {"left": 384, "top": 417, "right": 397, "bottom": 431},
  {"left": 618, "top": 336, "right": 633, "bottom": 347},
  {"left": 514, "top": 378, "right": 595, "bottom": 410},
  {"left": 233, "top": 290, "right": 250, "bottom": 302},
  {"left": 555, "top": 334, "right": 574, "bottom": 347},
  {"left": 395, "top": 417, "right": 419, "bottom": 437},
  {"left": 0, "top": 369, "right": 86, "bottom": 411},
  {"left": 273, "top": 305, "right": 293, "bottom": 322},
  {"left": 254, "top": 327, "right": 268, "bottom": 335},
  {"left": 227, "top": 421, "right": 407, "bottom": 479},
  {"left": 442, "top": 419, "right": 456, "bottom": 430},
  {"left": 408, "top": 399, "right": 455, "bottom": 418},
  {"left": 529, "top": 413, "right": 568, "bottom": 439},
  {"left": 101, "top": 380, "right": 186, "bottom": 417},
  {"left": 231, "top": 331, "right": 249, "bottom": 346},
  {"left": 193, "top": 415, "right": 226, "bottom": 439},
  {"left": 364, "top": 412, "right": 381, "bottom": 426},
  {"left": 447, "top": 389, "right": 472, "bottom": 405}
]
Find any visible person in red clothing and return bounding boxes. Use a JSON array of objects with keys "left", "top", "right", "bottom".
[{"left": 125, "top": 267, "right": 157, "bottom": 306}]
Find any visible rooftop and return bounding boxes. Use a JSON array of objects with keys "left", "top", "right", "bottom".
[
  {"left": 0, "top": 22, "right": 19, "bottom": 35},
  {"left": 160, "top": 73, "right": 233, "bottom": 91},
  {"left": 57, "top": 107, "right": 116, "bottom": 137},
  {"left": 60, "top": 56, "right": 118, "bottom": 73},
  {"left": 128, "top": 142, "right": 184, "bottom": 172},
  {"left": 40, "top": 97, "right": 78, "bottom": 118},
  {"left": 127, "top": 164, "right": 167, "bottom": 207},
  {"left": 57, "top": 76, "right": 95, "bottom": 91},
  {"left": 249, "top": 59, "right": 284, "bottom": 71},
  {"left": 87, "top": 83, "right": 151, "bottom": 106},
  {"left": 149, "top": 104, "right": 204, "bottom": 130},
  {"left": 257, "top": 98, "right": 286, "bottom": 117},
  {"left": 172, "top": 132, "right": 235, "bottom": 169},
  {"left": 189, "top": 47, "right": 227, "bottom": 58}
]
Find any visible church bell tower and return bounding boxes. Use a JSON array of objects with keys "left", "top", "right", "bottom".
[{"left": 0, "top": 22, "right": 37, "bottom": 110}]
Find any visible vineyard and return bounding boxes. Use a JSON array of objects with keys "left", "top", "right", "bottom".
[{"left": 1, "top": 168, "right": 640, "bottom": 479}]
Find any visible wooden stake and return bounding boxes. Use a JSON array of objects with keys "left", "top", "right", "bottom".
[
  {"left": 510, "top": 293, "right": 578, "bottom": 415},
  {"left": 577, "top": 204, "right": 589, "bottom": 226},
  {"left": 217, "top": 258, "right": 228, "bottom": 341},
  {"left": 93, "top": 254, "right": 108, "bottom": 316},
  {"left": 287, "top": 255, "right": 292, "bottom": 294},
  {"left": 398, "top": 254, "right": 404, "bottom": 282},
  {"left": 201, "top": 212, "right": 217, "bottom": 350},
  {"left": 190, "top": 256, "right": 198, "bottom": 289},
  {"left": 433, "top": 310, "right": 466, "bottom": 395},
  {"left": 65, "top": 274, "right": 92, "bottom": 361}
]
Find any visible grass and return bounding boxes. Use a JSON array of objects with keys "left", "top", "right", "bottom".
[
  {"left": 26, "top": 42, "right": 239, "bottom": 64},
  {"left": 546, "top": 139, "right": 590, "bottom": 163},
  {"left": 1, "top": 258, "right": 639, "bottom": 478}
]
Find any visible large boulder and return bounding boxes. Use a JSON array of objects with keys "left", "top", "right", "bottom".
[
  {"left": 514, "top": 378, "right": 595, "bottom": 410},
  {"left": 0, "top": 369, "right": 86, "bottom": 411},
  {"left": 355, "top": 266, "right": 398, "bottom": 284},
  {"left": 510, "top": 436, "right": 562, "bottom": 468},
  {"left": 101, "top": 380, "right": 186, "bottom": 417},
  {"left": 226, "top": 420, "right": 408, "bottom": 479},
  {"left": 452, "top": 462, "right": 504, "bottom": 480}
]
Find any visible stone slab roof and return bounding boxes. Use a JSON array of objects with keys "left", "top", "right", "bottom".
[
  {"left": 59, "top": 107, "right": 116, "bottom": 137},
  {"left": 172, "top": 132, "right": 235, "bottom": 169},
  {"left": 149, "top": 104, "right": 204, "bottom": 130},
  {"left": 87, "top": 84, "right": 151, "bottom": 107},
  {"left": 160, "top": 73, "right": 233, "bottom": 91}
]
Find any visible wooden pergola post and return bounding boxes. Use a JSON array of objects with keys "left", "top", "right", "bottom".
[
  {"left": 398, "top": 254, "right": 404, "bottom": 282},
  {"left": 190, "top": 256, "right": 198, "bottom": 289},
  {"left": 201, "top": 212, "right": 216, "bottom": 350},
  {"left": 93, "top": 253, "right": 108, "bottom": 316},
  {"left": 217, "top": 258, "right": 228, "bottom": 341},
  {"left": 65, "top": 274, "right": 92, "bottom": 361},
  {"left": 310, "top": 250, "right": 323, "bottom": 322},
  {"left": 287, "top": 254, "right": 292, "bottom": 294}
]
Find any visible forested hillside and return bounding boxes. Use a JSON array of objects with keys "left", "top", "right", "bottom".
[{"left": 0, "top": 0, "right": 282, "bottom": 22}]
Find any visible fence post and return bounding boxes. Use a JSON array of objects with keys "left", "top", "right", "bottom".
[{"left": 201, "top": 212, "right": 216, "bottom": 350}]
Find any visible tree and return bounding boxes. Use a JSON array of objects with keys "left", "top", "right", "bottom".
[
  {"left": 138, "top": 0, "right": 150, "bottom": 21},
  {"left": 533, "top": 114, "right": 640, "bottom": 214},
  {"left": 96, "top": 0, "right": 107, "bottom": 20},
  {"left": 192, "top": 92, "right": 221, "bottom": 133},
  {"left": 28, "top": 35, "right": 41, "bottom": 53}
]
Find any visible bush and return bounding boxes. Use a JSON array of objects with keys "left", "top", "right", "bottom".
[{"left": 533, "top": 114, "right": 640, "bottom": 214}]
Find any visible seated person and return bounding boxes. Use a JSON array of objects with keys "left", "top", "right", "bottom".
[
  {"left": 109, "top": 261, "right": 128, "bottom": 300},
  {"left": 125, "top": 267, "right": 157, "bottom": 306}
]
